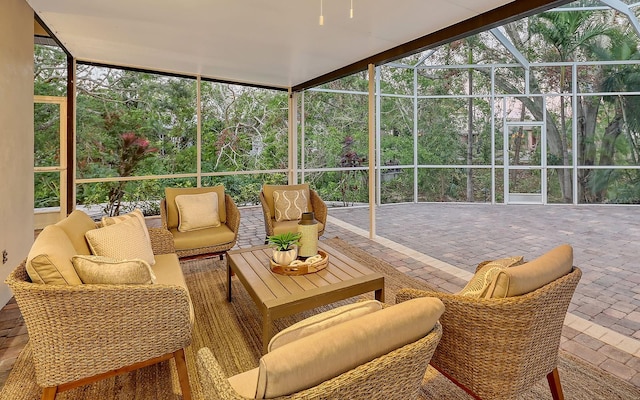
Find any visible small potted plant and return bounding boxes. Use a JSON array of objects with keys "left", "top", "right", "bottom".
[{"left": 267, "top": 232, "right": 302, "bottom": 265}]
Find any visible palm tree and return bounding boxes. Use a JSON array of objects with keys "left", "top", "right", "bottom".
[{"left": 528, "top": 10, "right": 610, "bottom": 202}]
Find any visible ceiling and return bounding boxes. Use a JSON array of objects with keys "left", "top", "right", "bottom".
[{"left": 28, "top": 0, "right": 571, "bottom": 91}]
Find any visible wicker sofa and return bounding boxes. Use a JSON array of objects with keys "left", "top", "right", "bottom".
[{"left": 5, "top": 210, "right": 193, "bottom": 400}]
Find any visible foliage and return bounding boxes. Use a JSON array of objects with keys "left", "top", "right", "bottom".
[
  {"left": 267, "top": 232, "right": 301, "bottom": 251},
  {"left": 105, "top": 132, "right": 158, "bottom": 216},
  {"left": 32, "top": 6, "right": 640, "bottom": 212}
]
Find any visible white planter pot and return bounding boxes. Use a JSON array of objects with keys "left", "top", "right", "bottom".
[{"left": 272, "top": 248, "right": 298, "bottom": 265}]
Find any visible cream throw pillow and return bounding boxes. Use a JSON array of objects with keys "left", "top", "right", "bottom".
[
  {"left": 273, "top": 189, "right": 309, "bottom": 222},
  {"left": 85, "top": 215, "right": 156, "bottom": 265},
  {"left": 175, "top": 192, "right": 221, "bottom": 232},
  {"left": 457, "top": 256, "right": 524, "bottom": 298},
  {"left": 101, "top": 209, "right": 151, "bottom": 245},
  {"left": 72, "top": 255, "right": 156, "bottom": 284},
  {"left": 268, "top": 300, "right": 383, "bottom": 352}
]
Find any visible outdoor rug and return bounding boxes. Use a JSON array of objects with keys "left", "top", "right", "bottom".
[{"left": 2, "top": 237, "right": 639, "bottom": 399}]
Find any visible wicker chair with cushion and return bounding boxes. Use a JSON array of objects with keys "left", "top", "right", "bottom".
[
  {"left": 197, "top": 297, "right": 445, "bottom": 400},
  {"left": 259, "top": 183, "right": 327, "bottom": 242},
  {"left": 161, "top": 185, "right": 240, "bottom": 259},
  {"left": 396, "top": 244, "right": 582, "bottom": 400}
]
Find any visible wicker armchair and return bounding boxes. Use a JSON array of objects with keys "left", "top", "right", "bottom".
[
  {"left": 161, "top": 186, "right": 240, "bottom": 259},
  {"left": 197, "top": 322, "right": 443, "bottom": 400},
  {"left": 5, "top": 228, "right": 193, "bottom": 400},
  {"left": 259, "top": 184, "right": 327, "bottom": 242},
  {"left": 396, "top": 266, "right": 582, "bottom": 400}
]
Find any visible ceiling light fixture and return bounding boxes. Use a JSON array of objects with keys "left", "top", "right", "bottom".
[{"left": 319, "top": 0, "right": 354, "bottom": 26}]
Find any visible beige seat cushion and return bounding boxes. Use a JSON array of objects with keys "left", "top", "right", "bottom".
[
  {"left": 153, "top": 253, "right": 194, "bottom": 323},
  {"left": 165, "top": 186, "right": 227, "bottom": 230},
  {"left": 85, "top": 215, "right": 156, "bottom": 265},
  {"left": 231, "top": 297, "right": 444, "bottom": 399},
  {"left": 262, "top": 184, "right": 312, "bottom": 220},
  {"left": 457, "top": 256, "right": 524, "bottom": 298},
  {"left": 26, "top": 225, "right": 82, "bottom": 285},
  {"left": 268, "top": 300, "right": 383, "bottom": 352},
  {"left": 169, "top": 224, "right": 236, "bottom": 251},
  {"left": 485, "top": 244, "right": 573, "bottom": 298},
  {"left": 71, "top": 255, "right": 156, "bottom": 284},
  {"left": 273, "top": 189, "right": 309, "bottom": 222},
  {"left": 175, "top": 191, "right": 221, "bottom": 232},
  {"left": 55, "top": 209, "right": 97, "bottom": 255}
]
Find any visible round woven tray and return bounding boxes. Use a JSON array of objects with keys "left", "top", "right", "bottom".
[{"left": 270, "top": 250, "right": 329, "bottom": 275}]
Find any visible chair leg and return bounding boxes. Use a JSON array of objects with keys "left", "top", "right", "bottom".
[
  {"left": 174, "top": 349, "right": 192, "bottom": 400},
  {"left": 547, "top": 368, "right": 564, "bottom": 400},
  {"left": 41, "top": 386, "right": 58, "bottom": 400}
]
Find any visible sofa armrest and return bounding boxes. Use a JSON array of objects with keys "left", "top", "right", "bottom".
[
  {"left": 225, "top": 194, "right": 240, "bottom": 237},
  {"left": 148, "top": 227, "right": 176, "bottom": 254},
  {"left": 6, "top": 262, "right": 192, "bottom": 387},
  {"left": 310, "top": 190, "right": 327, "bottom": 224},
  {"left": 259, "top": 190, "right": 275, "bottom": 237}
]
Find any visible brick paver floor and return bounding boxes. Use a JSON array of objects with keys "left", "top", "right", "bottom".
[{"left": 324, "top": 202, "right": 640, "bottom": 387}]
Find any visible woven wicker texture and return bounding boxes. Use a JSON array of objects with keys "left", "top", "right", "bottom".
[
  {"left": 161, "top": 193, "right": 240, "bottom": 258},
  {"left": 397, "top": 267, "right": 582, "bottom": 400},
  {"left": 197, "top": 322, "right": 442, "bottom": 400},
  {"left": 260, "top": 189, "right": 327, "bottom": 238},
  {"left": 2, "top": 238, "right": 638, "bottom": 399},
  {"left": 4, "top": 228, "right": 192, "bottom": 389}
]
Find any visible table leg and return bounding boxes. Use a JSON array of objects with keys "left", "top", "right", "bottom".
[
  {"left": 227, "top": 261, "right": 232, "bottom": 302},
  {"left": 262, "top": 312, "right": 272, "bottom": 354},
  {"left": 375, "top": 286, "right": 385, "bottom": 303}
]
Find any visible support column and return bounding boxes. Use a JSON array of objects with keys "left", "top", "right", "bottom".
[
  {"left": 368, "top": 64, "right": 376, "bottom": 239},
  {"left": 196, "top": 76, "right": 202, "bottom": 187},
  {"left": 66, "top": 55, "right": 75, "bottom": 214},
  {"left": 288, "top": 90, "right": 299, "bottom": 184}
]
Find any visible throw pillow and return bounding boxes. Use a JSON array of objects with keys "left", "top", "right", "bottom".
[
  {"left": 268, "top": 300, "right": 383, "bottom": 352},
  {"left": 85, "top": 215, "right": 156, "bottom": 265},
  {"left": 273, "top": 189, "right": 309, "bottom": 222},
  {"left": 26, "top": 225, "right": 83, "bottom": 285},
  {"left": 72, "top": 255, "right": 156, "bottom": 284},
  {"left": 175, "top": 191, "right": 221, "bottom": 232},
  {"left": 101, "top": 208, "right": 151, "bottom": 245},
  {"left": 485, "top": 244, "right": 573, "bottom": 298},
  {"left": 457, "top": 256, "right": 524, "bottom": 298}
]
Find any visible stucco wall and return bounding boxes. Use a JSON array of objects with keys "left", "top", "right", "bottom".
[{"left": 0, "top": 0, "right": 34, "bottom": 307}]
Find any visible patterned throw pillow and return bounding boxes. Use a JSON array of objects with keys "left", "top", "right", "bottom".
[
  {"left": 71, "top": 255, "right": 156, "bottom": 284},
  {"left": 273, "top": 189, "right": 309, "bottom": 222},
  {"left": 457, "top": 256, "right": 524, "bottom": 298},
  {"left": 85, "top": 215, "right": 156, "bottom": 265},
  {"left": 102, "top": 208, "right": 151, "bottom": 245},
  {"left": 175, "top": 191, "right": 221, "bottom": 232}
]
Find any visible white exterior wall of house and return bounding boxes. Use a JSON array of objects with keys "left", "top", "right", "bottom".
[{"left": 0, "top": 0, "right": 34, "bottom": 307}]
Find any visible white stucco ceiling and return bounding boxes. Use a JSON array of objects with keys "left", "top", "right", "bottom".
[{"left": 28, "top": 0, "right": 567, "bottom": 90}]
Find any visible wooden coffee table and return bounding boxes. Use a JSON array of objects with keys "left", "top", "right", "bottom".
[{"left": 227, "top": 241, "right": 385, "bottom": 353}]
